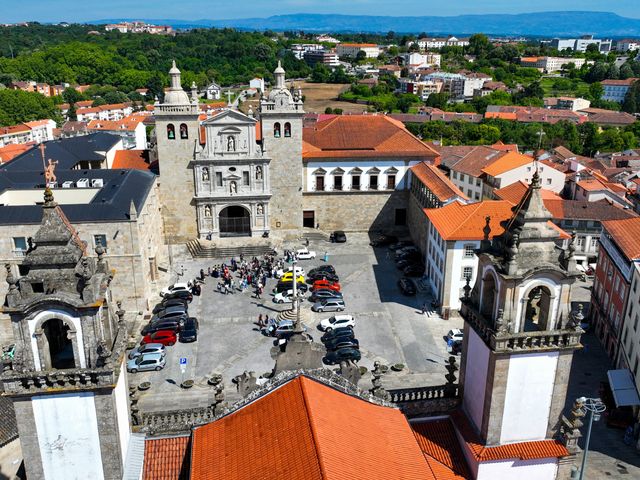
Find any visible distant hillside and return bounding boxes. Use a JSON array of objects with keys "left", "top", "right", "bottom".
[{"left": 92, "top": 11, "right": 640, "bottom": 37}]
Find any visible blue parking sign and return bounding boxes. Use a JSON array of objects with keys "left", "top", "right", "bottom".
[{"left": 179, "top": 357, "right": 187, "bottom": 365}]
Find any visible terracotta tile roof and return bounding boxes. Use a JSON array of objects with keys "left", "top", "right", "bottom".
[
  {"left": 494, "top": 180, "right": 560, "bottom": 205},
  {"left": 435, "top": 146, "right": 477, "bottom": 169},
  {"left": 602, "top": 217, "right": 640, "bottom": 260},
  {"left": 482, "top": 151, "right": 534, "bottom": 177},
  {"left": 425, "top": 200, "right": 514, "bottom": 240},
  {"left": 87, "top": 118, "right": 143, "bottom": 132},
  {"left": 601, "top": 78, "right": 638, "bottom": 86},
  {"left": 112, "top": 149, "right": 151, "bottom": 170},
  {"left": 302, "top": 115, "right": 439, "bottom": 160},
  {"left": 540, "top": 159, "right": 570, "bottom": 173},
  {"left": 143, "top": 435, "right": 189, "bottom": 480},
  {"left": 24, "top": 119, "right": 53, "bottom": 128},
  {"left": 545, "top": 199, "right": 637, "bottom": 222},
  {"left": 485, "top": 111, "right": 517, "bottom": 120},
  {"left": 450, "top": 146, "right": 505, "bottom": 177},
  {"left": 411, "top": 162, "right": 468, "bottom": 202},
  {"left": 490, "top": 141, "right": 518, "bottom": 152},
  {"left": 0, "top": 143, "right": 33, "bottom": 163},
  {"left": 412, "top": 419, "right": 471, "bottom": 479},
  {"left": 0, "top": 124, "right": 31, "bottom": 135},
  {"left": 190, "top": 375, "right": 432, "bottom": 480},
  {"left": 341, "top": 43, "right": 378, "bottom": 47},
  {"left": 451, "top": 411, "right": 570, "bottom": 462}
]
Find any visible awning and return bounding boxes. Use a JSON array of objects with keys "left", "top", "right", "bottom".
[{"left": 607, "top": 369, "right": 640, "bottom": 407}]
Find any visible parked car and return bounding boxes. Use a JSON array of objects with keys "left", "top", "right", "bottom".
[
  {"left": 312, "top": 279, "right": 341, "bottom": 292},
  {"left": 180, "top": 317, "right": 199, "bottom": 343},
  {"left": 321, "top": 326, "right": 355, "bottom": 343},
  {"left": 309, "top": 289, "right": 343, "bottom": 303},
  {"left": 162, "top": 290, "right": 193, "bottom": 303},
  {"left": 275, "top": 281, "right": 309, "bottom": 294},
  {"left": 279, "top": 272, "right": 306, "bottom": 284},
  {"left": 332, "top": 230, "right": 347, "bottom": 243},
  {"left": 319, "top": 314, "right": 355, "bottom": 331},
  {"left": 447, "top": 339, "right": 462, "bottom": 355},
  {"left": 396, "top": 258, "right": 420, "bottom": 270},
  {"left": 141, "top": 330, "right": 177, "bottom": 346},
  {"left": 128, "top": 343, "right": 165, "bottom": 360},
  {"left": 395, "top": 247, "right": 420, "bottom": 260},
  {"left": 127, "top": 353, "right": 166, "bottom": 373},
  {"left": 274, "top": 320, "right": 307, "bottom": 340},
  {"left": 323, "top": 347, "right": 361, "bottom": 365},
  {"left": 160, "top": 282, "right": 191, "bottom": 297},
  {"left": 389, "top": 241, "right": 413, "bottom": 251},
  {"left": 309, "top": 265, "right": 336, "bottom": 276},
  {"left": 296, "top": 247, "right": 317, "bottom": 260},
  {"left": 403, "top": 264, "right": 424, "bottom": 277},
  {"left": 153, "top": 298, "right": 188, "bottom": 314},
  {"left": 370, "top": 234, "right": 398, "bottom": 247},
  {"left": 275, "top": 266, "right": 305, "bottom": 279},
  {"left": 307, "top": 271, "right": 340, "bottom": 283},
  {"left": 154, "top": 304, "right": 188, "bottom": 320},
  {"left": 398, "top": 277, "right": 417, "bottom": 296},
  {"left": 324, "top": 337, "right": 359, "bottom": 351},
  {"left": 447, "top": 329, "right": 464, "bottom": 342},
  {"left": 312, "top": 299, "right": 346, "bottom": 313},
  {"left": 141, "top": 318, "right": 182, "bottom": 335},
  {"left": 273, "top": 289, "right": 304, "bottom": 304}
]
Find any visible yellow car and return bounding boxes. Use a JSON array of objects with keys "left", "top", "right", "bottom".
[{"left": 280, "top": 272, "right": 305, "bottom": 284}]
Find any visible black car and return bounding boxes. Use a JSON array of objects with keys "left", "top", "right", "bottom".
[
  {"left": 396, "top": 257, "right": 420, "bottom": 269},
  {"left": 395, "top": 248, "right": 420, "bottom": 261},
  {"left": 332, "top": 230, "right": 347, "bottom": 243},
  {"left": 389, "top": 241, "right": 413, "bottom": 251},
  {"left": 274, "top": 281, "right": 309, "bottom": 294},
  {"left": 180, "top": 317, "right": 199, "bottom": 343},
  {"left": 162, "top": 290, "right": 193, "bottom": 303},
  {"left": 309, "top": 289, "right": 343, "bottom": 303},
  {"left": 323, "top": 347, "right": 361, "bottom": 365},
  {"left": 141, "top": 318, "right": 182, "bottom": 335},
  {"left": 153, "top": 298, "right": 188, "bottom": 314},
  {"left": 321, "top": 326, "right": 355, "bottom": 343},
  {"left": 403, "top": 264, "right": 424, "bottom": 277},
  {"left": 309, "top": 265, "right": 336, "bottom": 276},
  {"left": 324, "top": 337, "right": 360, "bottom": 351},
  {"left": 307, "top": 271, "right": 340, "bottom": 283},
  {"left": 398, "top": 277, "right": 417, "bottom": 296},
  {"left": 369, "top": 234, "right": 398, "bottom": 247}
]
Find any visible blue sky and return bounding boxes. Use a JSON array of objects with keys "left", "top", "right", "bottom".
[{"left": 2, "top": 0, "right": 637, "bottom": 23}]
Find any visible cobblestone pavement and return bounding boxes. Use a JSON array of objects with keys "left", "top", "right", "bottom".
[{"left": 133, "top": 234, "right": 463, "bottom": 412}]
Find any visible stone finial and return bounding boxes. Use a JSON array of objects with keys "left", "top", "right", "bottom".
[
  {"left": 567, "top": 304, "right": 584, "bottom": 330},
  {"left": 483, "top": 215, "right": 491, "bottom": 240},
  {"left": 370, "top": 361, "right": 390, "bottom": 401},
  {"left": 43, "top": 186, "right": 55, "bottom": 206},
  {"left": 495, "top": 308, "right": 506, "bottom": 334},
  {"left": 233, "top": 371, "right": 258, "bottom": 397},
  {"left": 463, "top": 276, "right": 471, "bottom": 300},
  {"left": 444, "top": 356, "right": 458, "bottom": 392},
  {"left": 5, "top": 263, "right": 20, "bottom": 307},
  {"left": 338, "top": 360, "right": 361, "bottom": 386}
]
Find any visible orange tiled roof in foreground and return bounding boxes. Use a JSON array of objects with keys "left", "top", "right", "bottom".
[
  {"left": 481, "top": 150, "right": 534, "bottom": 177},
  {"left": 0, "top": 143, "right": 33, "bottom": 163},
  {"left": 494, "top": 180, "right": 560, "bottom": 205},
  {"left": 112, "top": 150, "right": 151, "bottom": 170},
  {"left": 411, "top": 163, "right": 469, "bottom": 202},
  {"left": 412, "top": 419, "right": 471, "bottom": 479},
  {"left": 190, "top": 375, "right": 436, "bottom": 480},
  {"left": 302, "top": 115, "right": 440, "bottom": 160},
  {"left": 426, "top": 200, "right": 514, "bottom": 241},
  {"left": 143, "top": 435, "right": 189, "bottom": 480},
  {"left": 602, "top": 217, "right": 640, "bottom": 261}
]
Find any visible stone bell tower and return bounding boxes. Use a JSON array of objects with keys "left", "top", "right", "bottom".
[
  {"left": 0, "top": 188, "right": 131, "bottom": 480},
  {"left": 259, "top": 61, "right": 305, "bottom": 232},
  {"left": 155, "top": 60, "right": 200, "bottom": 243},
  {"left": 459, "top": 171, "right": 583, "bottom": 448}
]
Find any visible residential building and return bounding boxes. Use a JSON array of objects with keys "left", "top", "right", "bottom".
[
  {"left": 86, "top": 117, "right": 147, "bottom": 150},
  {"left": 519, "top": 56, "right": 590, "bottom": 72},
  {"left": 448, "top": 146, "right": 504, "bottom": 201},
  {"left": 570, "top": 171, "right": 630, "bottom": 208},
  {"left": 303, "top": 49, "right": 340, "bottom": 67},
  {"left": 551, "top": 35, "right": 612, "bottom": 53},
  {"left": 616, "top": 39, "right": 640, "bottom": 52},
  {"left": 204, "top": 81, "right": 222, "bottom": 100},
  {"left": 578, "top": 108, "right": 636, "bottom": 126},
  {"left": 0, "top": 120, "right": 56, "bottom": 147},
  {"left": 591, "top": 217, "right": 640, "bottom": 362},
  {"left": 336, "top": 43, "right": 381, "bottom": 58},
  {"left": 316, "top": 34, "right": 340, "bottom": 43},
  {"left": 249, "top": 77, "right": 265, "bottom": 93},
  {"left": 601, "top": 78, "right": 638, "bottom": 103},
  {"left": 105, "top": 21, "right": 172, "bottom": 34},
  {"left": 548, "top": 97, "right": 591, "bottom": 111},
  {"left": 416, "top": 36, "right": 470, "bottom": 50},
  {"left": 402, "top": 52, "right": 441, "bottom": 70},
  {"left": 619, "top": 263, "right": 640, "bottom": 414},
  {"left": 76, "top": 103, "right": 134, "bottom": 122},
  {"left": 290, "top": 43, "right": 324, "bottom": 60},
  {"left": 473, "top": 81, "right": 508, "bottom": 98},
  {"left": 485, "top": 105, "right": 586, "bottom": 124}
]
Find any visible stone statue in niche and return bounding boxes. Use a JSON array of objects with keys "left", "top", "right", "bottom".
[
  {"left": 202, "top": 167, "right": 209, "bottom": 181},
  {"left": 230, "top": 181, "right": 237, "bottom": 194},
  {"left": 204, "top": 205, "right": 212, "bottom": 217},
  {"left": 256, "top": 166, "right": 263, "bottom": 180},
  {"left": 227, "top": 136, "right": 236, "bottom": 152},
  {"left": 257, "top": 204, "right": 263, "bottom": 215}
]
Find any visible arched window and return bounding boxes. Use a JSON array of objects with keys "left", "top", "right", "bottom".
[
  {"left": 274, "top": 122, "right": 281, "bottom": 138},
  {"left": 202, "top": 167, "right": 209, "bottom": 181},
  {"left": 167, "top": 124, "right": 176, "bottom": 140},
  {"left": 42, "top": 318, "right": 74, "bottom": 369},
  {"left": 284, "top": 122, "right": 291, "bottom": 137},
  {"left": 180, "top": 123, "right": 189, "bottom": 139}
]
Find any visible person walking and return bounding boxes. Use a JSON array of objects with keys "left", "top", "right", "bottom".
[
  {"left": 305, "top": 238, "right": 309, "bottom": 247},
  {"left": 323, "top": 251, "right": 329, "bottom": 262},
  {"left": 421, "top": 303, "right": 427, "bottom": 315}
]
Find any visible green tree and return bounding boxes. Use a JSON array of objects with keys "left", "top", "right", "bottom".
[
  {"left": 588, "top": 82, "right": 604, "bottom": 101},
  {"left": 622, "top": 81, "right": 639, "bottom": 114},
  {"left": 311, "top": 63, "right": 330, "bottom": 83},
  {"left": 468, "top": 34, "right": 491, "bottom": 57},
  {"left": 0, "top": 89, "right": 61, "bottom": 126}
]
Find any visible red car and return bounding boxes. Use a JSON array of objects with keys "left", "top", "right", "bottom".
[
  {"left": 141, "top": 330, "right": 177, "bottom": 346},
  {"left": 312, "top": 279, "right": 341, "bottom": 292}
]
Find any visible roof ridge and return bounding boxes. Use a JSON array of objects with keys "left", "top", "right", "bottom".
[{"left": 299, "top": 377, "right": 327, "bottom": 479}]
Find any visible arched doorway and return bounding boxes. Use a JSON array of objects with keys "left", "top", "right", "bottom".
[
  {"left": 219, "top": 206, "right": 251, "bottom": 237},
  {"left": 523, "top": 286, "right": 553, "bottom": 332},
  {"left": 481, "top": 274, "right": 496, "bottom": 319},
  {"left": 42, "top": 318, "right": 75, "bottom": 369}
]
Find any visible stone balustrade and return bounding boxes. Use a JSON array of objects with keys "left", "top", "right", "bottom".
[{"left": 388, "top": 384, "right": 459, "bottom": 403}]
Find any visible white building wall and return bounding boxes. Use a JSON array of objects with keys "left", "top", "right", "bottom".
[
  {"left": 500, "top": 351, "right": 559, "bottom": 443},
  {"left": 114, "top": 362, "right": 131, "bottom": 467},
  {"left": 448, "top": 240, "right": 481, "bottom": 310},
  {"left": 305, "top": 160, "right": 417, "bottom": 192},
  {"left": 426, "top": 223, "right": 445, "bottom": 301},
  {"left": 32, "top": 392, "right": 105, "bottom": 480},
  {"left": 476, "top": 457, "right": 558, "bottom": 480},
  {"left": 495, "top": 162, "right": 566, "bottom": 193},
  {"left": 463, "top": 328, "right": 491, "bottom": 431},
  {"left": 450, "top": 171, "right": 484, "bottom": 201}
]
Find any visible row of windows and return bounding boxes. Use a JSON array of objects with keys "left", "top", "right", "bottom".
[
  {"left": 13, "top": 235, "right": 108, "bottom": 254},
  {"left": 167, "top": 123, "right": 189, "bottom": 140},
  {"left": 274, "top": 122, "right": 292, "bottom": 138},
  {"left": 313, "top": 174, "right": 395, "bottom": 191}
]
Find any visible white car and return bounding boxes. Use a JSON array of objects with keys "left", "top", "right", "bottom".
[
  {"left": 275, "top": 266, "right": 305, "bottom": 279},
  {"left": 273, "top": 289, "right": 304, "bottom": 304},
  {"left": 447, "top": 329, "right": 464, "bottom": 342},
  {"left": 319, "top": 314, "right": 355, "bottom": 332},
  {"left": 160, "top": 282, "right": 190, "bottom": 297},
  {"left": 296, "top": 247, "right": 316, "bottom": 260}
]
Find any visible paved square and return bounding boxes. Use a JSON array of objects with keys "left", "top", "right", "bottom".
[{"left": 133, "top": 234, "right": 463, "bottom": 412}]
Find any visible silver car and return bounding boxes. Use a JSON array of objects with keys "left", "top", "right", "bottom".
[
  {"left": 126, "top": 353, "right": 166, "bottom": 373},
  {"left": 312, "top": 299, "right": 346, "bottom": 313},
  {"left": 128, "top": 343, "right": 165, "bottom": 360}
]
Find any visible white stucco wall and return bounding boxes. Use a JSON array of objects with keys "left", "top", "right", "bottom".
[
  {"left": 114, "top": 362, "right": 131, "bottom": 468},
  {"left": 451, "top": 171, "right": 484, "bottom": 201},
  {"left": 305, "top": 160, "right": 418, "bottom": 192},
  {"left": 495, "top": 162, "right": 566, "bottom": 193},
  {"left": 463, "top": 328, "right": 491, "bottom": 431},
  {"left": 32, "top": 392, "right": 105, "bottom": 480},
  {"left": 447, "top": 240, "right": 480, "bottom": 310},
  {"left": 500, "top": 351, "right": 559, "bottom": 443},
  {"left": 28, "top": 309, "right": 86, "bottom": 371},
  {"left": 476, "top": 457, "right": 558, "bottom": 480}
]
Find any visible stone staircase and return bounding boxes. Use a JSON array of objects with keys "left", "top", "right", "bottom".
[
  {"left": 300, "top": 230, "right": 330, "bottom": 242},
  {"left": 186, "top": 239, "right": 275, "bottom": 259}
]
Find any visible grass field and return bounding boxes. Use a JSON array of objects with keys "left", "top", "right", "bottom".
[
  {"left": 296, "top": 82, "right": 366, "bottom": 114},
  {"left": 540, "top": 77, "right": 591, "bottom": 98}
]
